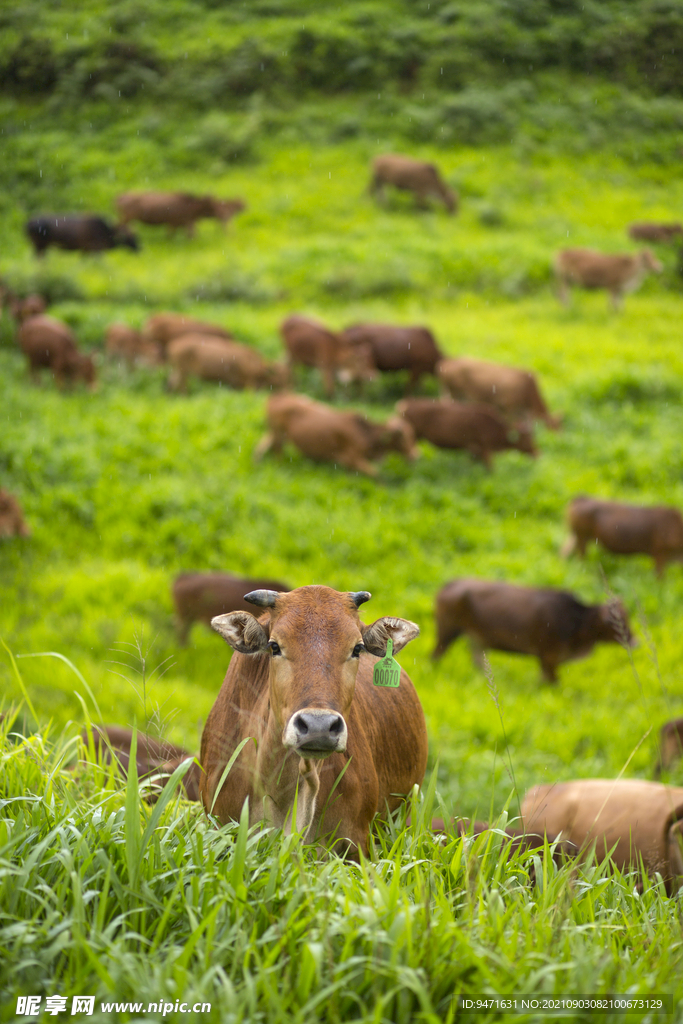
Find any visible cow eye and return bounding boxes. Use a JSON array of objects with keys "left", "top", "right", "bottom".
[
  {"left": 352, "top": 643, "right": 365, "bottom": 658},
  {"left": 268, "top": 640, "right": 282, "bottom": 656}
]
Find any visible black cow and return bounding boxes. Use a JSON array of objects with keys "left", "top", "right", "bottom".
[{"left": 26, "top": 215, "right": 139, "bottom": 256}]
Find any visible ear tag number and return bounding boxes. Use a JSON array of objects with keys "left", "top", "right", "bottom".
[{"left": 373, "top": 639, "right": 401, "bottom": 688}]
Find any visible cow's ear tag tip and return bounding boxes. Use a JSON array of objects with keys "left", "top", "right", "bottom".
[{"left": 373, "top": 639, "right": 401, "bottom": 688}]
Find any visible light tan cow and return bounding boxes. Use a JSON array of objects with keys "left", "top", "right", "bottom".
[
  {"left": 369, "top": 155, "right": 457, "bottom": 213},
  {"left": 167, "top": 334, "right": 288, "bottom": 392},
  {"left": 280, "top": 314, "right": 377, "bottom": 397},
  {"left": 0, "top": 489, "right": 30, "bottom": 538},
  {"left": 116, "top": 192, "right": 245, "bottom": 236},
  {"left": 554, "top": 248, "right": 663, "bottom": 310},
  {"left": 437, "top": 357, "right": 561, "bottom": 429},
  {"left": 105, "top": 324, "right": 163, "bottom": 368}
]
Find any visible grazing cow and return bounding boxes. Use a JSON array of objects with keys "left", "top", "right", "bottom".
[
  {"left": 0, "top": 489, "right": 30, "bottom": 538},
  {"left": 437, "top": 357, "right": 561, "bottom": 430},
  {"left": 342, "top": 323, "right": 443, "bottom": 392},
  {"left": 657, "top": 719, "right": 683, "bottom": 774},
  {"left": 280, "top": 314, "right": 377, "bottom": 398},
  {"left": 199, "top": 586, "right": 427, "bottom": 858},
  {"left": 19, "top": 315, "right": 96, "bottom": 388},
  {"left": 432, "top": 579, "right": 634, "bottom": 682},
  {"left": 397, "top": 398, "right": 537, "bottom": 469},
  {"left": 8, "top": 294, "right": 47, "bottom": 323},
  {"left": 116, "top": 192, "right": 245, "bottom": 236},
  {"left": 81, "top": 725, "right": 201, "bottom": 802},
  {"left": 26, "top": 215, "right": 139, "bottom": 256},
  {"left": 369, "top": 155, "right": 457, "bottom": 214},
  {"left": 628, "top": 222, "right": 683, "bottom": 243},
  {"left": 167, "top": 335, "right": 289, "bottom": 392},
  {"left": 522, "top": 779, "right": 683, "bottom": 893},
  {"left": 255, "top": 393, "right": 419, "bottom": 476},
  {"left": 105, "top": 324, "right": 163, "bottom": 368},
  {"left": 142, "top": 313, "right": 232, "bottom": 355},
  {"left": 562, "top": 497, "right": 683, "bottom": 577},
  {"left": 554, "top": 248, "right": 662, "bottom": 310},
  {"left": 172, "top": 572, "right": 290, "bottom": 645}
]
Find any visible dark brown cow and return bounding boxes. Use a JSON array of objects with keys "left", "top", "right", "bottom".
[
  {"left": 369, "top": 155, "right": 457, "bottom": 214},
  {"left": 432, "top": 579, "right": 634, "bottom": 682},
  {"left": 342, "top": 323, "right": 443, "bottom": 392},
  {"left": 26, "top": 215, "right": 139, "bottom": 256},
  {"left": 142, "top": 313, "right": 232, "bottom": 355},
  {"left": 117, "top": 192, "right": 245, "bottom": 236},
  {"left": 199, "top": 586, "right": 427, "bottom": 858},
  {"left": 657, "top": 719, "right": 683, "bottom": 774},
  {"left": 0, "top": 489, "right": 30, "bottom": 538},
  {"left": 628, "top": 222, "right": 683, "bottom": 243},
  {"left": 280, "top": 314, "right": 377, "bottom": 397},
  {"left": 255, "top": 393, "right": 419, "bottom": 476},
  {"left": 397, "top": 398, "right": 537, "bottom": 469},
  {"left": 522, "top": 779, "right": 683, "bottom": 893},
  {"left": 81, "top": 725, "right": 201, "bottom": 802},
  {"left": 172, "top": 573, "right": 290, "bottom": 645},
  {"left": 438, "top": 357, "right": 561, "bottom": 430},
  {"left": 19, "top": 315, "right": 96, "bottom": 388},
  {"left": 105, "top": 324, "right": 163, "bottom": 368},
  {"left": 167, "top": 335, "right": 289, "bottom": 392},
  {"left": 554, "top": 248, "right": 662, "bottom": 310},
  {"left": 562, "top": 497, "right": 683, "bottom": 577}
]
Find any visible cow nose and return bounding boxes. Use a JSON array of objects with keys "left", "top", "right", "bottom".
[{"left": 289, "top": 711, "right": 347, "bottom": 754}]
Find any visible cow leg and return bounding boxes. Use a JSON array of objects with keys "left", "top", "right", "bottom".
[
  {"left": 610, "top": 290, "right": 623, "bottom": 312},
  {"left": 321, "top": 365, "right": 336, "bottom": 398},
  {"left": 175, "top": 617, "right": 191, "bottom": 646},
  {"left": 560, "top": 533, "right": 577, "bottom": 559},
  {"left": 469, "top": 638, "right": 485, "bottom": 670},
  {"left": 556, "top": 279, "right": 569, "bottom": 305},
  {"left": 407, "top": 367, "right": 421, "bottom": 393},
  {"left": 470, "top": 447, "right": 492, "bottom": 471},
  {"left": 253, "top": 431, "right": 281, "bottom": 461},
  {"left": 167, "top": 368, "right": 186, "bottom": 393},
  {"left": 339, "top": 453, "right": 378, "bottom": 477},
  {"left": 431, "top": 624, "right": 463, "bottom": 660},
  {"left": 539, "top": 658, "right": 559, "bottom": 684},
  {"left": 368, "top": 174, "right": 384, "bottom": 202},
  {"left": 654, "top": 553, "right": 668, "bottom": 578}
]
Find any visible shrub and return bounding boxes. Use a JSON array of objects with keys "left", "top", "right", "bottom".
[{"left": 0, "top": 35, "right": 58, "bottom": 94}]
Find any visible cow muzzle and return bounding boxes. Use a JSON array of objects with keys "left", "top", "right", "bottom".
[{"left": 283, "top": 708, "right": 348, "bottom": 759}]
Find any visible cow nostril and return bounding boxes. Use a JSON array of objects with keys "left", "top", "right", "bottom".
[
  {"left": 293, "top": 714, "right": 309, "bottom": 736},
  {"left": 329, "top": 715, "right": 344, "bottom": 736}
]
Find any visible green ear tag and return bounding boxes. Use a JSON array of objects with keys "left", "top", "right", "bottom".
[{"left": 373, "top": 639, "right": 401, "bottom": 688}]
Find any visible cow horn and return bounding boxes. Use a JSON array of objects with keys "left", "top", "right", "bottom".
[
  {"left": 350, "top": 591, "right": 371, "bottom": 607},
  {"left": 244, "top": 590, "right": 280, "bottom": 607}
]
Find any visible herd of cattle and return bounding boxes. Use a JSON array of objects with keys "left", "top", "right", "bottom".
[{"left": 4, "top": 152, "right": 683, "bottom": 884}]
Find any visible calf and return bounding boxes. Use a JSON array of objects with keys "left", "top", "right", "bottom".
[
  {"left": 280, "top": 314, "right": 376, "bottom": 398},
  {"left": 116, "top": 192, "right": 245, "bottom": 236},
  {"left": 255, "top": 393, "right": 419, "bottom": 476},
  {"left": 628, "top": 222, "right": 683, "bottom": 243},
  {"left": 19, "top": 315, "right": 96, "bottom": 388},
  {"left": 81, "top": 725, "right": 201, "bottom": 802},
  {"left": 554, "top": 247, "right": 662, "bottom": 310},
  {"left": 438, "top": 357, "right": 561, "bottom": 430},
  {"left": 369, "top": 154, "right": 457, "bottom": 214},
  {"left": 26, "top": 215, "right": 139, "bottom": 256},
  {"left": 105, "top": 324, "right": 162, "bottom": 368},
  {"left": 200, "top": 585, "right": 427, "bottom": 858},
  {"left": 0, "top": 489, "right": 30, "bottom": 538},
  {"left": 172, "top": 572, "right": 290, "bottom": 645},
  {"left": 142, "top": 313, "right": 232, "bottom": 355},
  {"left": 397, "top": 398, "right": 537, "bottom": 469},
  {"left": 432, "top": 578, "right": 634, "bottom": 682},
  {"left": 343, "top": 323, "right": 443, "bottom": 392},
  {"left": 522, "top": 779, "right": 683, "bottom": 894},
  {"left": 167, "top": 334, "right": 289, "bottom": 392},
  {"left": 562, "top": 497, "right": 683, "bottom": 577}
]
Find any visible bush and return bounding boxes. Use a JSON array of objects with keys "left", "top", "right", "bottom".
[
  {"left": 182, "top": 110, "right": 262, "bottom": 166},
  {"left": 0, "top": 35, "right": 58, "bottom": 94},
  {"left": 2, "top": 268, "right": 84, "bottom": 304}
]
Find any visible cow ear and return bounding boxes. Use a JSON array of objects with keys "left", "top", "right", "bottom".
[
  {"left": 211, "top": 611, "right": 269, "bottom": 654},
  {"left": 361, "top": 616, "right": 420, "bottom": 656}
]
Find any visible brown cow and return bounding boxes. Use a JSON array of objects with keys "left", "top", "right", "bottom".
[
  {"left": 562, "top": 497, "right": 683, "bottom": 577},
  {"left": 554, "top": 247, "right": 663, "bottom": 310},
  {"left": 19, "top": 315, "right": 96, "bottom": 388},
  {"left": 628, "top": 222, "right": 683, "bottom": 243},
  {"left": 522, "top": 779, "right": 683, "bottom": 893},
  {"left": 199, "top": 586, "right": 427, "bottom": 858},
  {"left": 172, "top": 572, "right": 290, "bottom": 645},
  {"left": 167, "top": 334, "right": 289, "bottom": 392},
  {"left": 343, "top": 323, "right": 443, "bottom": 392},
  {"left": 369, "top": 155, "right": 457, "bottom": 214},
  {"left": 657, "top": 719, "right": 683, "bottom": 774},
  {"left": 116, "top": 192, "right": 245, "bottom": 236},
  {"left": 105, "top": 324, "right": 163, "bottom": 368},
  {"left": 437, "top": 357, "right": 561, "bottom": 430},
  {"left": 432, "top": 579, "right": 634, "bottom": 682},
  {"left": 142, "top": 313, "right": 232, "bottom": 354},
  {"left": 397, "top": 398, "right": 537, "bottom": 469},
  {"left": 81, "top": 725, "right": 201, "bottom": 802},
  {"left": 255, "top": 393, "right": 419, "bottom": 476},
  {"left": 280, "top": 314, "right": 376, "bottom": 398},
  {"left": 0, "top": 489, "right": 30, "bottom": 538},
  {"left": 8, "top": 294, "right": 47, "bottom": 322}
]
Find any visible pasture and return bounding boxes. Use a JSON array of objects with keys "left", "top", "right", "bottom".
[{"left": 4, "top": 13, "right": 683, "bottom": 1016}]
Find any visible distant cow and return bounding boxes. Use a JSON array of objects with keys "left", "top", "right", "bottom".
[
  {"left": 562, "top": 497, "right": 683, "bottom": 577},
  {"left": 200, "top": 585, "right": 427, "bottom": 858},
  {"left": 343, "top": 323, "right": 443, "bottom": 392},
  {"left": 116, "top": 191, "right": 245, "bottom": 236},
  {"left": 81, "top": 725, "right": 201, "bottom": 802},
  {"left": 8, "top": 294, "right": 47, "bottom": 322},
  {"left": 657, "top": 719, "right": 683, "bottom": 774},
  {"left": 437, "top": 357, "right": 561, "bottom": 430},
  {"left": 432, "top": 579, "right": 634, "bottom": 682},
  {"left": 105, "top": 324, "right": 162, "bottom": 368},
  {"left": 19, "top": 315, "right": 96, "bottom": 388},
  {"left": 369, "top": 155, "right": 457, "bottom": 214},
  {"left": 397, "top": 398, "right": 537, "bottom": 469},
  {"left": 167, "top": 335, "right": 289, "bottom": 392},
  {"left": 142, "top": 313, "right": 232, "bottom": 355},
  {"left": 280, "top": 314, "right": 377, "bottom": 398},
  {"left": 628, "top": 222, "right": 683, "bottom": 243},
  {"left": 554, "top": 248, "right": 662, "bottom": 310},
  {"left": 522, "top": 779, "right": 683, "bottom": 893},
  {"left": 255, "top": 393, "right": 419, "bottom": 476},
  {"left": 26, "top": 215, "right": 139, "bottom": 256},
  {"left": 173, "top": 572, "right": 290, "bottom": 645},
  {"left": 0, "top": 489, "right": 30, "bottom": 538}
]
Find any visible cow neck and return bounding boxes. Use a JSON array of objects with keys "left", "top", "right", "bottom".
[{"left": 255, "top": 709, "right": 321, "bottom": 839}]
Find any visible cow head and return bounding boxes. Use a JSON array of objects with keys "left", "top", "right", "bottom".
[
  {"left": 261, "top": 361, "right": 290, "bottom": 391},
  {"left": 210, "top": 198, "right": 246, "bottom": 222},
  {"left": 114, "top": 226, "right": 140, "bottom": 252},
  {"left": 211, "top": 585, "right": 419, "bottom": 759},
  {"left": 381, "top": 417, "right": 420, "bottom": 460},
  {"left": 640, "top": 249, "right": 663, "bottom": 274},
  {"left": 336, "top": 342, "right": 377, "bottom": 385},
  {"left": 511, "top": 422, "right": 538, "bottom": 457}
]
